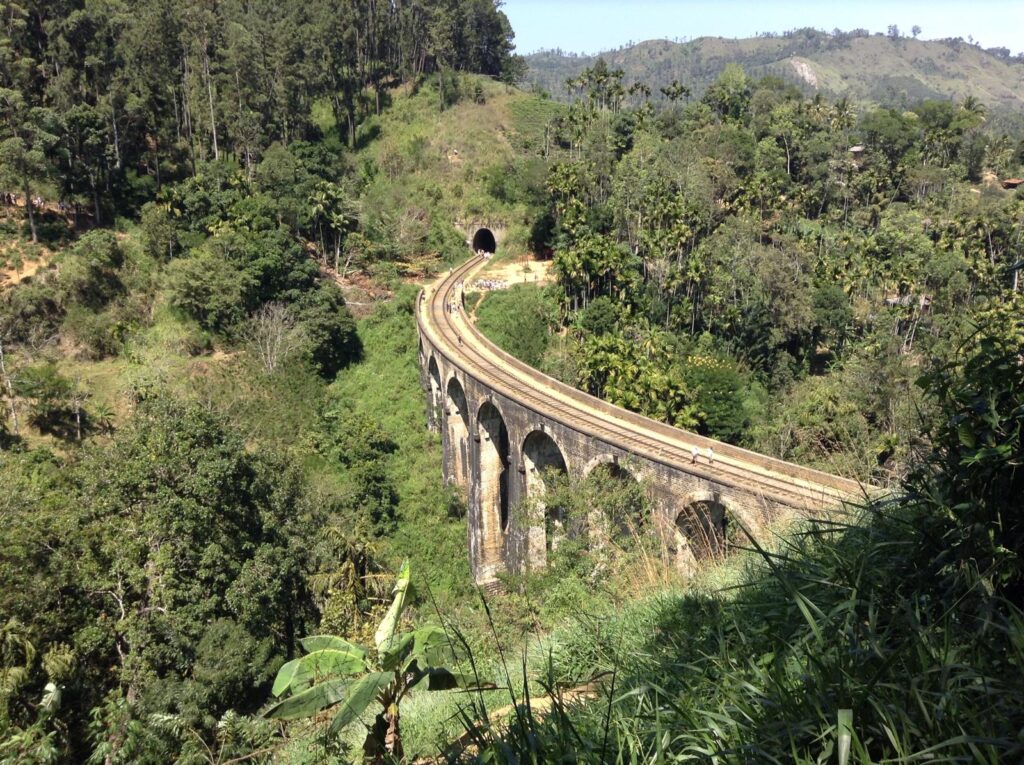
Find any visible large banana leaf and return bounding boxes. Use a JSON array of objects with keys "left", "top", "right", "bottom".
[
  {"left": 374, "top": 559, "right": 411, "bottom": 653},
  {"left": 272, "top": 648, "right": 368, "bottom": 697},
  {"left": 379, "top": 631, "right": 415, "bottom": 672},
  {"left": 404, "top": 625, "right": 457, "bottom": 671},
  {"left": 328, "top": 671, "right": 393, "bottom": 735},
  {"left": 300, "top": 635, "right": 368, "bottom": 655},
  {"left": 264, "top": 677, "right": 350, "bottom": 720}
]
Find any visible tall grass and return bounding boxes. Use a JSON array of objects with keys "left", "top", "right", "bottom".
[{"left": 461, "top": 498, "right": 1024, "bottom": 763}]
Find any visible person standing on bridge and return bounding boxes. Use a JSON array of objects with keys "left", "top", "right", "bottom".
[
  {"left": 707, "top": 446, "right": 714, "bottom": 466},
  {"left": 691, "top": 445, "right": 699, "bottom": 464}
]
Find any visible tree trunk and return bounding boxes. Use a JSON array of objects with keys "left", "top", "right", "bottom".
[
  {"left": 203, "top": 51, "right": 219, "bottom": 161},
  {"left": 23, "top": 178, "right": 36, "bottom": 243},
  {"left": 384, "top": 707, "right": 403, "bottom": 762},
  {"left": 182, "top": 56, "right": 197, "bottom": 174},
  {"left": 341, "top": 246, "right": 358, "bottom": 281},
  {"left": 235, "top": 69, "right": 252, "bottom": 178},
  {"left": 173, "top": 86, "right": 181, "bottom": 140},
  {"left": 0, "top": 340, "right": 19, "bottom": 437},
  {"left": 91, "top": 173, "right": 102, "bottom": 226},
  {"left": 153, "top": 136, "right": 162, "bottom": 190},
  {"left": 346, "top": 100, "right": 356, "bottom": 149},
  {"left": 111, "top": 103, "right": 122, "bottom": 169}
]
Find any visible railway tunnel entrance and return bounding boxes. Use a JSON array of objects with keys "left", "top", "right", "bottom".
[
  {"left": 477, "top": 401, "right": 510, "bottom": 578},
  {"left": 445, "top": 377, "right": 470, "bottom": 488},
  {"left": 472, "top": 227, "right": 497, "bottom": 254},
  {"left": 522, "top": 430, "right": 569, "bottom": 565}
]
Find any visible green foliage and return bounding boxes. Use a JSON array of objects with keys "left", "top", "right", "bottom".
[
  {"left": 479, "top": 507, "right": 1024, "bottom": 763},
  {"left": 329, "top": 287, "right": 471, "bottom": 600},
  {"left": 474, "top": 284, "right": 559, "bottom": 367},
  {"left": 703, "top": 63, "right": 751, "bottom": 121},
  {"left": 681, "top": 353, "right": 748, "bottom": 441},
  {"left": 57, "top": 232, "right": 125, "bottom": 311},
  {"left": 575, "top": 327, "right": 697, "bottom": 427},
  {"left": 294, "top": 283, "right": 362, "bottom": 378},
  {"left": 12, "top": 363, "right": 73, "bottom": 436},
  {"left": 520, "top": 55, "right": 1024, "bottom": 477},
  {"left": 313, "top": 406, "right": 398, "bottom": 537},
  {"left": 0, "top": 397, "right": 362, "bottom": 760},
  {"left": 267, "top": 561, "right": 489, "bottom": 760},
  {"left": 165, "top": 246, "right": 251, "bottom": 333},
  {"left": 576, "top": 294, "right": 618, "bottom": 335},
  {"left": 912, "top": 299, "right": 1024, "bottom": 597}
]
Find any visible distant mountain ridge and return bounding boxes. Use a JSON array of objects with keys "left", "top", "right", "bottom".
[{"left": 524, "top": 30, "right": 1024, "bottom": 112}]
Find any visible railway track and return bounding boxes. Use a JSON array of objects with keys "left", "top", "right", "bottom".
[{"left": 420, "top": 256, "right": 868, "bottom": 512}]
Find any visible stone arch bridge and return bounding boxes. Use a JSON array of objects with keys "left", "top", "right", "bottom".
[{"left": 418, "top": 252, "right": 866, "bottom": 586}]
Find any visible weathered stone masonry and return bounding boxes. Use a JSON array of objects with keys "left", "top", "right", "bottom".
[{"left": 418, "top": 252, "right": 864, "bottom": 587}]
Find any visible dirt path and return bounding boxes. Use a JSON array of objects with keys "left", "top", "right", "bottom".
[
  {"left": 0, "top": 253, "right": 53, "bottom": 290},
  {"left": 473, "top": 254, "right": 552, "bottom": 289},
  {"left": 316, "top": 263, "right": 393, "bottom": 318},
  {"left": 433, "top": 680, "right": 603, "bottom": 762}
]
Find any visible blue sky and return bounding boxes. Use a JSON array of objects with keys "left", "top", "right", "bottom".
[{"left": 502, "top": 1, "right": 1024, "bottom": 56}]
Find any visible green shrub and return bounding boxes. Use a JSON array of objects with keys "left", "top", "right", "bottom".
[
  {"left": 62, "top": 306, "right": 124, "bottom": 359},
  {"left": 475, "top": 285, "right": 559, "bottom": 368}
]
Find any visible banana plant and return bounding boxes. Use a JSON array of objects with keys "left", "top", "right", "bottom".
[{"left": 265, "top": 561, "right": 489, "bottom": 762}]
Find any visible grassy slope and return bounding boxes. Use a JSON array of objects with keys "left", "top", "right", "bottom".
[
  {"left": 525, "top": 35, "right": 1024, "bottom": 110},
  {"left": 327, "top": 289, "right": 472, "bottom": 600},
  {"left": 350, "top": 75, "right": 565, "bottom": 269}
]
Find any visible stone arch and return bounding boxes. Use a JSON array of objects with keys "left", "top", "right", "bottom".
[
  {"left": 476, "top": 400, "right": 510, "bottom": 580},
  {"left": 427, "top": 355, "right": 442, "bottom": 430},
  {"left": 445, "top": 375, "right": 470, "bottom": 488},
  {"left": 585, "top": 458, "right": 648, "bottom": 545},
  {"left": 521, "top": 430, "right": 569, "bottom": 564},
  {"left": 582, "top": 453, "right": 622, "bottom": 477},
  {"left": 673, "top": 491, "right": 732, "bottom": 564},
  {"left": 472, "top": 227, "right": 497, "bottom": 254}
]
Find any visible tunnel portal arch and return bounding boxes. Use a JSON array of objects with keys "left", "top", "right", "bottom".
[{"left": 472, "top": 228, "right": 497, "bottom": 254}]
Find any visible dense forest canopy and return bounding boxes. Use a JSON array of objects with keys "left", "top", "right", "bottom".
[
  {"left": 487, "top": 58, "right": 1024, "bottom": 484},
  {"left": 0, "top": 0, "right": 523, "bottom": 229},
  {"left": 0, "top": 2, "right": 521, "bottom": 762}
]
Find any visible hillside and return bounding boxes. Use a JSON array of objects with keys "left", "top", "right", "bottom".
[{"left": 525, "top": 30, "right": 1024, "bottom": 111}]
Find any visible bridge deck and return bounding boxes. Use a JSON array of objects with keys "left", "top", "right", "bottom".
[{"left": 419, "top": 256, "right": 868, "bottom": 512}]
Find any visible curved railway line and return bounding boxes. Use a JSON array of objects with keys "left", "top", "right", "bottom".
[{"left": 419, "top": 255, "right": 869, "bottom": 514}]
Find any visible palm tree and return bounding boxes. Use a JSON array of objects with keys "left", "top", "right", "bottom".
[
  {"left": 959, "top": 95, "right": 987, "bottom": 126},
  {"left": 660, "top": 80, "right": 691, "bottom": 103}
]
